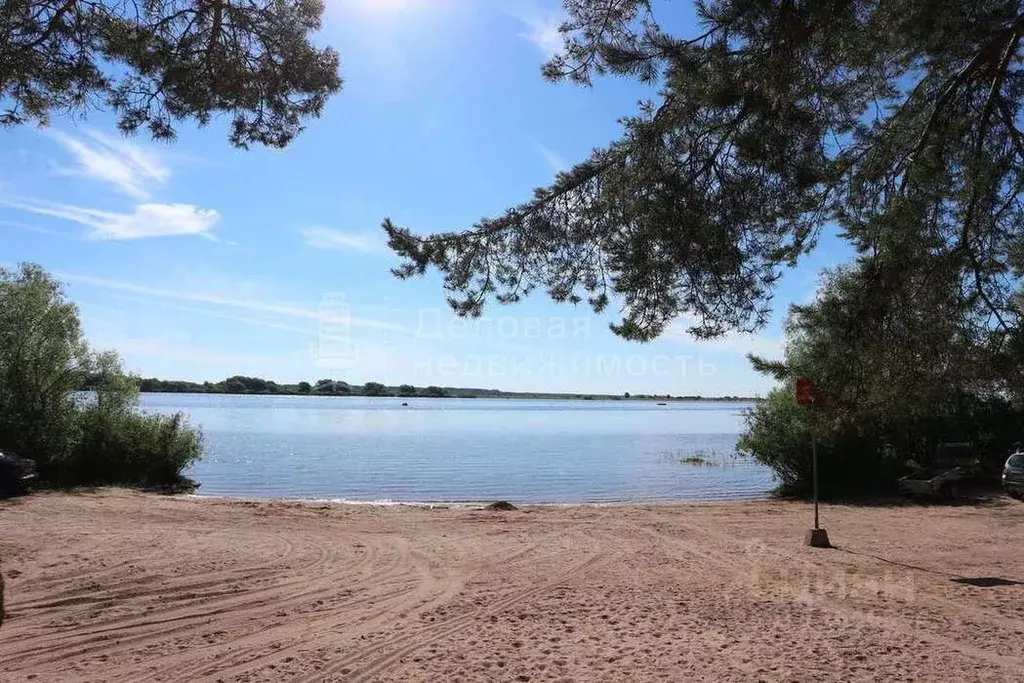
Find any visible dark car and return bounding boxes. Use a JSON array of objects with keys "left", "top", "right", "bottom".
[
  {"left": 1003, "top": 453, "right": 1024, "bottom": 499},
  {"left": 0, "top": 452, "right": 37, "bottom": 497}
]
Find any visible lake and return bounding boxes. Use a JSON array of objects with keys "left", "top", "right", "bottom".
[{"left": 139, "top": 394, "right": 776, "bottom": 504}]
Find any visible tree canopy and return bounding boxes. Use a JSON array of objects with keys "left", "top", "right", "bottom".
[
  {"left": 386, "top": 0, "right": 1024, "bottom": 345},
  {"left": 0, "top": 0, "right": 342, "bottom": 147},
  {"left": 0, "top": 263, "right": 202, "bottom": 488}
]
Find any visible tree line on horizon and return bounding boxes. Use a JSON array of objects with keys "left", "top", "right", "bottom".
[
  {"left": 132, "top": 376, "right": 452, "bottom": 399},
  {"left": 128, "top": 376, "right": 751, "bottom": 402}
]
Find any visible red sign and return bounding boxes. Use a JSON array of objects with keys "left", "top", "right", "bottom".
[{"left": 795, "top": 377, "right": 814, "bottom": 407}]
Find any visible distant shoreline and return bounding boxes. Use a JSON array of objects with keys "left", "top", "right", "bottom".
[
  {"left": 136, "top": 388, "right": 761, "bottom": 402},
  {"left": 112, "top": 375, "right": 761, "bottom": 402}
]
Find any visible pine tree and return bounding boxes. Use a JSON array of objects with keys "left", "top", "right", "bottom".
[
  {"left": 386, "top": 0, "right": 1024, "bottom": 348},
  {"left": 0, "top": 0, "right": 342, "bottom": 147}
]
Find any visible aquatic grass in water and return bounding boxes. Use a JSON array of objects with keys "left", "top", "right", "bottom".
[{"left": 657, "top": 449, "right": 747, "bottom": 468}]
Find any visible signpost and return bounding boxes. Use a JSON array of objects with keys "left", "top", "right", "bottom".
[{"left": 796, "top": 377, "right": 831, "bottom": 548}]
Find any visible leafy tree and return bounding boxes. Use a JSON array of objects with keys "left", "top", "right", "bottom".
[
  {"left": 362, "top": 381, "right": 388, "bottom": 397},
  {"left": 69, "top": 351, "right": 202, "bottom": 488},
  {"left": 623, "top": 392, "right": 630, "bottom": 399},
  {"left": 0, "top": 0, "right": 342, "bottom": 147},
  {"left": 0, "top": 263, "right": 87, "bottom": 467},
  {"left": 297, "top": 381, "right": 312, "bottom": 394},
  {"left": 741, "top": 256, "right": 1024, "bottom": 495},
  {"left": 385, "top": 0, "right": 1024, "bottom": 349},
  {"left": 313, "top": 379, "right": 349, "bottom": 394},
  {"left": 221, "top": 375, "right": 271, "bottom": 394},
  {"left": 421, "top": 385, "right": 448, "bottom": 398},
  {"left": 0, "top": 263, "right": 202, "bottom": 487},
  {"left": 397, "top": 384, "right": 417, "bottom": 397}
]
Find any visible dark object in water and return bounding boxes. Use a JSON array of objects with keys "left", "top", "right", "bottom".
[
  {"left": 657, "top": 402, "right": 667, "bottom": 406},
  {"left": 487, "top": 501, "right": 518, "bottom": 511},
  {"left": 401, "top": 402, "right": 409, "bottom": 406}
]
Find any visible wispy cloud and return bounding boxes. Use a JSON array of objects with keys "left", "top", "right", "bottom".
[
  {"left": 57, "top": 271, "right": 407, "bottom": 332},
  {"left": 0, "top": 198, "right": 219, "bottom": 240},
  {"left": 667, "top": 318, "right": 784, "bottom": 359},
  {"left": 49, "top": 130, "right": 169, "bottom": 199},
  {"left": 513, "top": 10, "right": 565, "bottom": 59},
  {"left": 300, "top": 226, "right": 380, "bottom": 252},
  {"left": 83, "top": 328, "right": 289, "bottom": 370},
  {"left": 100, "top": 293, "right": 317, "bottom": 336},
  {"left": 537, "top": 143, "right": 569, "bottom": 173},
  {"left": 0, "top": 218, "right": 74, "bottom": 238}
]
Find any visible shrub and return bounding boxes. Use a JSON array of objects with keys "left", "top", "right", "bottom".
[
  {"left": 64, "top": 409, "right": 202, "bottom": 490},
  {"left": 740, "top": 387, "right": 1024, "bottom": 498},
  {"left": 0, "top": 264, "right": 203, "bottom": 490}
]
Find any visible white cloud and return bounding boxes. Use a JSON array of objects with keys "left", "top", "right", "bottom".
[
  {"left": 83, "top": 329, "right": 290, "bottom": 372},
  {"left": 511, "top": 9, "right": 565, "bottom": 59},
  {"left": 0, "top": 218, "right": 74, "bottom": 238},
  {"left": 667, "top": 318, "right": 784, "bottom": 359},
  {"left": 55, "top": 271, "right": 407, "bottom": 333},
  {"left": 537, "top": 143, "right": 569, "bottom": 173},
  {"left": 300, "top": 226, "right": 380, "bottom": 252},
  {"left": 49, "top": 130, "right": 169, "bottom": 199},
  {"left": 99, "top": 293, "right": 317, "bottom": 337},
  {"left": 0, "top": 198, "right": 219, "bottom": 240}
]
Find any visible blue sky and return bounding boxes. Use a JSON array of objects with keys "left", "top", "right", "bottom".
[{"left": 0, "top": 0, "right": 847, "bottom": 396}]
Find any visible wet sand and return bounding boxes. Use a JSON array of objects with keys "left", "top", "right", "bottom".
[{"left": 2, "top": 490, "right": 1023, "bottom": 681}]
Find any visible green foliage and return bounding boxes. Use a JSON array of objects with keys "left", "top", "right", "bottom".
[
  {"left": 133, "top": 376, "right": 753, "bottom": 400},
  {"left": 0, "top": 264, "right": 202, "bottom": 489},
  {"left": 742, "top": 258, "right": 1024, "bottom": 496},
  {"left": 223, "top": 375, "right": 278, "bottom": 394},
  {"left": 742, "top": 387, "right": 1024, "bottom": 497},
  {"left": 0, "top": 263, "right": 86, "bottom": 469},
  {"left": 0, "top": 0, "right": 342, "bottom": 147},
  {"left": 386, "top": 0, "right": 1024, "bottom": 346},
  {"left": 63, "top": 365, "right": 203, "bottom": 489}
]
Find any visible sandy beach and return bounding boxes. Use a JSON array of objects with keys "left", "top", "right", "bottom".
[{"left": 2, "top": 491, "right": 1023, "bottom": 682}]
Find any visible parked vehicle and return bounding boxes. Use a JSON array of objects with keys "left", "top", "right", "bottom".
[
  {"left": 0, "top": 452, "right": 38, "bottom": 497},
  {"left": 899, "top": 442, "right": 979, "bottom": 499},
  {"left": 1003, "top": 453, "right": 1024, "bottom": 499},
  {"left": 899, "top": 466, "right": 973, "bottom": 499}
]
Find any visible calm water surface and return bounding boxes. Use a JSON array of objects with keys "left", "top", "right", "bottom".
[{"left": 139, "top": 394, "right": 776, "bottom": 503}]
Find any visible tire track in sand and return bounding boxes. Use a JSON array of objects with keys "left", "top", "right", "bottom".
[
  {"left": 303, "top": 550, "right": 615, "bottom": 683},
  {"left": 160, "top": 529, "right": 558, "bottom": 682},
  {"left": 635, "top": 517, "right": 1024, "bottom": 674},
  {"left": 0, "top": 530, "right": 357, "bottom": 672}
]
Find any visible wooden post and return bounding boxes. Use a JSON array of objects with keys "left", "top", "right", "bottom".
[
  {"left": 813, "top": 433, "right": 819, "bottom": 530},
  {"left": 798, "top": 378, "right": 830, "bottom": 548}
]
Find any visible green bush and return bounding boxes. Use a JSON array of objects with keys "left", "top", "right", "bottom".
[
  {"left": 63, "top": 409, "right": 202, "bottom": 490},
  {"left": 0, "top": 264, "right": 203, "bottom": 491},
  {"left": 740, "top": 387, "right": 1024, "bottom": 498},
  {"left": 739, "top": 389, "right": 904, "bottom": 497}
]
